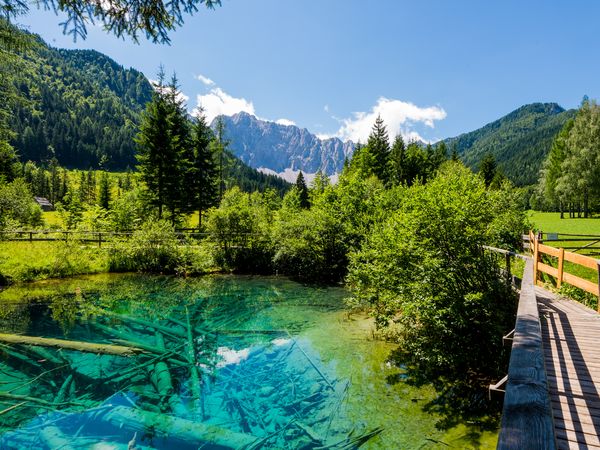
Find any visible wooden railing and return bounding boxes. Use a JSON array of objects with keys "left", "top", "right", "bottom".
[
  {"left": 0, "top": 229, "right": 264, "bottom": 247},
  {"left": 529, "top": 230, "right": 600, "bottom": 311},
  {"left": 485, "top": 244, "right": 556, "bottom": 450}
]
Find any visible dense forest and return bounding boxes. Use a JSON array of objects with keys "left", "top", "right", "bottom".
[
  {"left": 537, "top": 98, "right": 600, "bottom": 216},
  {"left": 10, "top": 42, "right": 152, "bottom": 169},
  {"left": 445, "top": 103, "right": 576, "bottom": 186}
]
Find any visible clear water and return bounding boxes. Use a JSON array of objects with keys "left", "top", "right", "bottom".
[{"left": 0, "top": 274, "right": 498, "bottom": 449}]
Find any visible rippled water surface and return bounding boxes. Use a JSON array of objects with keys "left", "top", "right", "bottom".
[{"left": 0, "top": 274, "right": 497, "bottom": 449}]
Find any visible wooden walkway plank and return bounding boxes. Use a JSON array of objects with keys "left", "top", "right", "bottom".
[{"left": 537, "top": 286, "right": 600, "bottom": 450}]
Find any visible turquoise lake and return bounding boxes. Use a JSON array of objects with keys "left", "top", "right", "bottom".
[{"left": 0, "top": 274, "right": 498, "bottom": 449}]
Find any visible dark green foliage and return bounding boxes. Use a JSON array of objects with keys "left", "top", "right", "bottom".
[
  {"left": 135, "top": 72, "right": 187, "bottom": 222},
  {"left": 445, "top": 103, "right": 576, "bottom": 186},
  {"left": 98, "top": 172, "right": 111, "bottom": 209},
  {"left": 3, "top": 0, "right": 220, "bottom": 43},
  {"left": 8, "top": 28, "right": 153, "bottom": 169},
  {"left": 295, "top": 171, "right": 309, "bottom": 208},
  {"left": 387, "top": 135, "right": 405, "bottom": 186},
  {"left": 185, "top": 112, "right": 217, "bottom": 228},
  {"left": 478, "top": 153, "right": 497, "bottom": 187},
  {"left": 365, "top": 115, "right": 390, "bottom": 181},
  {"left": 224, "top": 152, "right": 291, "bottom": 195}
]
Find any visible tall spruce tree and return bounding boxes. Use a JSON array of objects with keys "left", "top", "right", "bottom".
[
  {"left": 187, "top": 110, "right": 217, "bottom": 228},
  {"left": 98, "top": 172, "right": 111, "bottom": 209},
  {"left": 136, "top": 69, "right": 174, "bottom": 219},
  {"left": 366, "top": 115, "right": 390, "bottom": 182},
  {"left": 295, "top": 171, "right": 310, "bottom": 209},
  {"left": 163, "top": 74, "right": 191, "bottom": 223},
  {"left": 213, "top": 116, "right": 229, "bottom": 201}
]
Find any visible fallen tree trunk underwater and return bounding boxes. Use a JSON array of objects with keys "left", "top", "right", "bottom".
[{"left": 0, "top": 333, "right": 146, "bottom": 357}]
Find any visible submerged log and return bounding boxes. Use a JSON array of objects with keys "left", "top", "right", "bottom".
[
  {"left": 185, "top": 307, "right": 203, "bottom": 419},
  {"left": 0, "top": 333, "right": 145, "bottom": 357},
  {"left": 39, "top": 425, "right": 76, "bottom": 450},
  {"left": 99, "top": 405, "right": 259, "bottom": 449}
]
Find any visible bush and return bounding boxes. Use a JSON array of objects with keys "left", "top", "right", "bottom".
[
  {"left": 0, "top": 178, "right": 44, "bottom": 230},
  {"left": 108, "top": 220, "right": 182, "bottom": 273},
  {"left": 347, "top": 163, "right": 522, "bottom": 414},
  {"left": 205, "top": 188, "right": 273, "bottom": 272}
]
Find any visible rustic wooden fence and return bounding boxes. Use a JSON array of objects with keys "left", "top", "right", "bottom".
[
  {"left": 528, "top": 230, "right": 600, "bottom": 311},
  {"left": 0, "top": 230, "right": 262, "bottom": 247}
]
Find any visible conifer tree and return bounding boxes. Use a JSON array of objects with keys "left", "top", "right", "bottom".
[
  {"left": 295, "top": 171, "right": 310, "bottom": 209},
  {"left": 387, "top": 135, "right": 406, "bottom": 185},
  {"left": 98, "top": 172, "right": 111, "bottom": 209},
  {"left": 187, "top": 110, "right": 217, "bottom": 228},
  {"left": 479, "top": 153, "right": 497, "bottom": 188},
  {"left": 213, "top": 116, "right": 230, "bottom": 202},
  {"left": 135, "top": 69, "right": 173, "bottom": 219},
  {"left": 366, "top": 115, "right": 390, "bottom": 182}
]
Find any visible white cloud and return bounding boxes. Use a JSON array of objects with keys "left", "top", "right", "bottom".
[
  {"left": 148, "top": 79, "right": 189, "bottom": 106},
  {"left": 194, "top": 87, "right": 256, "bottom": 123},
  {"left": 197, "top": 74, "right": 215, "bottom": 86},
  {"left": 326, "top": 97, "right": 446, "bottom": 143},
  {"left": 275, "top": 118, "right": 296, "bottom": 126},
  {"left": 324, "top": 104, "right": 330, "bottom": 113}
]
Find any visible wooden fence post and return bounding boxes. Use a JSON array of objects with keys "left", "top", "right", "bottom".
[
  {"left": 533, "top": 235, "right": 539, "bottom": 285},
  {"left": 505, "top": 252, "right": 511, "bottom": 286},
  {"left": 597, "top": 262, "right": 600, "bottom": 313},
  {"left": 557, "top": 248, "right": 564, "bottom": 289}
]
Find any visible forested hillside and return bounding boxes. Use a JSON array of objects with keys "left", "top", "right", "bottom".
[
  {"left": 445, "top": 103, "right": 576, "bottom": 186},
  {"left": 10, "top": 39, "right": 152, "bottom": 169}
]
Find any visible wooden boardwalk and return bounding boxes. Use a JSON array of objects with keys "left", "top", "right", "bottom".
[{"left": 537, "top": 287, "right": 600, "bottom": 449}]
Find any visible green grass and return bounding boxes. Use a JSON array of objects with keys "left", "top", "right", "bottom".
[
  {"left": 0, "top": 241, "right": 110, "bottom": 284},
  {"left": 528, "top": 211, "right": 600, "bottom": 235},
  {"left": 528, "top": 212, "right": 600, "bottom": 311},
  {"left": 42, "top": 211, "right": 64, "bottom": 228}
]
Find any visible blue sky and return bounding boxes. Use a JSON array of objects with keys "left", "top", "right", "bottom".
[{"left": 17, "top": 0, "right": 600, "bottom": 143}]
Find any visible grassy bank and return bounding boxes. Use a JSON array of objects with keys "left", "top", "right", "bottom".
[{"left": 0, "top": 240, "right": 110, "bottom": 284}]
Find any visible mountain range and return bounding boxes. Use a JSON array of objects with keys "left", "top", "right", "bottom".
[
  {"left": 215, "top": 112, "right": 354, "bottom": 181},
  {"left": 9, "top": 28, "right": 577, "bottom": 187}
]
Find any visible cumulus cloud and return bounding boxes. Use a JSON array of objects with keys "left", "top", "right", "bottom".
[
  {"left": 327, "top": 97, "right": 446, "bottom": 143},
  {"left": 197, "top": 74, "right": 215, "bottom": 86},
  {"left": 324, "top": 104, "right": 330, "bottom": 113},
  {"left": 194, "top": 87, "right": 256, "bottom": 123},
  {"left": 275, "top": 118, "right": 296, "bottom": 126}
]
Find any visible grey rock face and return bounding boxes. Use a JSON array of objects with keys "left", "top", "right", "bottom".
[{"left": 213, "top": 112, "right": 354, "bottom": 175}]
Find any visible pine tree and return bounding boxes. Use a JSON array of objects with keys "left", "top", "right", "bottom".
[
  {"left": 98, "top": 172, "right": 111, "bottom": 209},
  {"left": 387, "top": 135, "right": 406, "bottom": 185},
  {"left": 135, "top": 69, "right": 173, "bottom": 219},
  {"left": 479, "top": 153, "right": 497, "bottom": 188},
  {"left": 213, "top": 116, "right": 230, "bottom": 202},
  {"left": 365, "top": 115, "right": 390, "bottom": 181},
  {"left": 187, "top": 110, "right": 217, "bottom": 228},
  {"left": 295, "top": 171, "right": 310, "bottom": 209},
  {"left": 163, "top": 74, "right": 191, "bottom": 223}
]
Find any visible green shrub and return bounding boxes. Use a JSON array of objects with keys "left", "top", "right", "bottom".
[
  {"left": 347, "top": 163, "right": 522, "bottom": 414},
  {"left": 205, "top": 187, "right": 273, "bottom": 272},
  {"left": 108, "top": 220, "right": 182, "bottom": 273}
]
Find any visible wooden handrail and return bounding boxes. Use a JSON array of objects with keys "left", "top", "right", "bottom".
[
  {"left": 532, "top": 232, "right": 600, "bottom": 310},
  {"left": 486, "top": 246, "right": 556, "bottom": 449}
]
